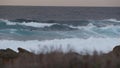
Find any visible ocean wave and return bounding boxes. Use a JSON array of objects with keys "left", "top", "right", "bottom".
[
  {"left": 1, "top": 19, "right": 120, "bottom": 29},
  {"left": 0, "top": 27, "right": 120, "bottom": 40},
  {"left": 0, "top": 37, "right": 120, "bottom": 53},
  {"left": 0, "top": 19, "right": 55, "bottom": 28},
  {"left": 103, "top": 19, "right": 120, "bottom": 22},
  {"left": 0, "top": 18, "right": 120, "bottom": 53},
  {"left": 0, "top": 19, "right": 77, "bottom": 31},
  {"left": 0, "top": 19, "right": 120, "bottom": 39}
]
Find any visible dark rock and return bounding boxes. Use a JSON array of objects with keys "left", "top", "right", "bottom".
[
  {"left": 18, "top": 47, "right": 30, "bottom": 53},
  {"left": 0, "top": 48, "right": 18, "bottom": 59},
  {"left": 0, "top": 48, "right": 18, "bottom": 65},
  {"left": 112, "top": 45, "right": 120, "bottom": 57},
  {"left": 18, "top": 47, "right": 33, "bottom": 56}
]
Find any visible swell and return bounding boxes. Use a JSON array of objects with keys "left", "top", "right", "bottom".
[
  {"left": 0, "top": 19, "right": 120, "bottom": 40},
  {"left": 1, "top": 18, "right": 120, "bottom": 29},
  {"left": 0, "top": 19, "right": 120, "bottom": 53}
]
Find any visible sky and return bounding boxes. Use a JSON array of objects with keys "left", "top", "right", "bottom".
[{"left": 0, "top": 0, "right": 120, "bottom": 6}]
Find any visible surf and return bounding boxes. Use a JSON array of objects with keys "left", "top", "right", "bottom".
[
  {"left": 0, "top": 37, "right": 120, "bottom": 53},
  {"left": 0, "top": 19, "right": 120, "bottom": 53}
]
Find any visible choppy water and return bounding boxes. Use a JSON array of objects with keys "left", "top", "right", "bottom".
[
  {"left": 0, "top": 19, "right": 120, "bottom": 53},
  {"left": 0, "top": 5, "right": 120, "bottom": 53}
]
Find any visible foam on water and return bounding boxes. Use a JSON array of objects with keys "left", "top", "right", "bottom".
[
  {"left": 0, "top": 37, "right": 120, "bottom": 53},
  {"left": 20, "top": 22, "right": 55, "bottom": 28},
  {"left": 0, "top": 19, "right": 120, "bottom": 53},
  {"left": 0, "top": 19, "right": 55, "bottom": 28},
  {"left": 104, "top": 19, "right": 120, "bottom": 22}
]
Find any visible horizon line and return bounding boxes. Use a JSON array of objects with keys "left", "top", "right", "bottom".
[{"left": 0, "top": 5, "right": 120, "bottom": 7}]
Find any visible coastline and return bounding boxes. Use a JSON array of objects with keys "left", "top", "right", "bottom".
[{"left": 0, "top": 45, "right": 120, "bottom": 68}]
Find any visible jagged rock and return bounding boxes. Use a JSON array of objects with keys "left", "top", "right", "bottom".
[
  {"left": 17, "top": 47, "right": 33, "bottom": 56},
  {"left": 112, "top": 45, "right": 120, "bottom": 57},
  {"left": 18, "top": 47, "right": 30, "bottom": 53},
  {"left": 0, "top": 48, "right": 18, "bottom": 59},
  {"left": 0, "top": 47, "right": 34, "bottom": 65},
  {"left": 0, "top": 48, "right": 18, "bottom": 65}
]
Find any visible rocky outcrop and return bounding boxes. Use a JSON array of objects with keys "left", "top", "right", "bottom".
[
  {"left": 112, "top": 45, "right": 120, "bottom": 57},
  {"left": 17, "top": 47, "right": 33, "bottom": 56},
  {"left": 18, "top": 47, "right": 31, "bottom": 54},
  {"left": 0, "top": 48, "right": 18, "bottom": 67},
  {"left": 1, "top": 45, "right": 120, "bottom": 68},
  {"left": 0, "top": 48, "right": 33, "bottom": 66},
  {"left": 0, "top": 48, "right": 18, "bottom": 59}
]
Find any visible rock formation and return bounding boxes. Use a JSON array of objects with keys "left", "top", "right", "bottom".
[
  {"left": 112, "top": 45, "right": 120, "bottom": 57},
  {"left": 17, "top": 47, "right": 33, "bottom": 56},
  {"left": 0, "top": 47, "right": 33, "bottom": 66},
  {"left": 0, "top": 48, "right": 18, "bottom": 67}
]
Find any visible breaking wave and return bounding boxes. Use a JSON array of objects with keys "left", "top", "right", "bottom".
[
  {"left": 0, "top": 19, "right": 120, "bottom": 39},
  {"left": 0, "top": 19, "right": 120, "bottom": 53},
  {"left": 0, "top": 37, "right": 120, "bottom": 53}
]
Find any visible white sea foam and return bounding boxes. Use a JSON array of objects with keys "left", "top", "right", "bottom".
[
  {"left": 69, "top": 23, "right": 96, "bottom": 29},
  {"left": 0, "top": 19, "right": 17, "bottom": 25},
  {"left": 0, "top": 19, "right": 55, "bottom": 28},
  {"left": 0, "top": 19, "right": 120, "bottom": 54},
  {"left": 19, "top": 22, "right": 55, "bottom": 28},
  {"left": 104, "top": 19, "right": 120, "bottom": 22},
  {"left": 0, "top": 37, "right": 120, "bottom": 53}
]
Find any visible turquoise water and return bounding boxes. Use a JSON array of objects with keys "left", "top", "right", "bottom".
[{"left": 0, "top": 19, "right": 120, "bottom": 40}]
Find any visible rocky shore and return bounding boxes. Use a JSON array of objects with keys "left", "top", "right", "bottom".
[{"left": 0, "top": 45, "right": 120, "bottom": 68}]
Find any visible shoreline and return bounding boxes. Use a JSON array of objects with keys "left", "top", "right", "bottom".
[{"left": 0, "top": 45, "right": 120, "bottom": 68}]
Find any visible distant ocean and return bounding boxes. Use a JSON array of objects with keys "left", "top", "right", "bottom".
[{"left": 0, "top": 6, "right": 120, "bottom": 53}]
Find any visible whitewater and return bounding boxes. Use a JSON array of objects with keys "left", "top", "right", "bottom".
[{"left": 0, "top": 19, "right": 120, "bottom": 53}]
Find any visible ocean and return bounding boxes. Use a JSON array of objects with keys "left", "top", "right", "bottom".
[{"left": 0, "top": 6, "right": 120, "bottom": 53}]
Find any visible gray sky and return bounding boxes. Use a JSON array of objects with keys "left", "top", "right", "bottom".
[{"left": 0, "top": 0, "right": 120, "bottom": 6}]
